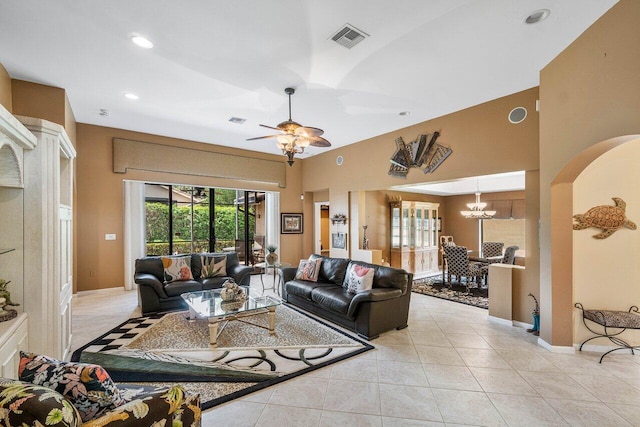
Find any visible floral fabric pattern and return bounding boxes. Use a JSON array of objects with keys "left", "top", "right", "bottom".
[
  {"left": 0, "top": 378, "right": 82, "bottom": 426},
  {"left": 200, "top": 255, "right": 227, "bottom": 278},
  {"left": 345, "top": 264, "right": 374, "bottom": 294},
  {"left": 18, "top": 352, "right": 125, "bottom": 422},
  {"left": 0, "top": 378, "right": 201, "bottom": 427},
  {"left": 161, "top": 256, "right": 194, "bottom": 283}
]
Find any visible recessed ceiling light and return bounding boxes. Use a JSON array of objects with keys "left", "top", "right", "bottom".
[
  {"left": 124, "top": 92, "right": 139, "bottom": 100},
  {"left": 131, "top": 35, "right": 153, "bottom": 49},
  {"left": 229, "top": 117, "right": 246, "bottom": 124},
  {"left": 399, "top": 111, "right": 411, "bottom": 116},
  {"left": 525, "top": 9, "right": 550, "bottom": 25}
]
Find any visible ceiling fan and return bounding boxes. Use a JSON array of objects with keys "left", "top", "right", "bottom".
[{"left": 247, "top": 87, "right": 331, "bottom": 166}]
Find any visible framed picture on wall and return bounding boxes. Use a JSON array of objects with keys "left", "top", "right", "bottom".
[
  {"left": 281, "top": 213, "right": 303, "bottom": 234},
  {"left": 332, "top": 232, "right": 347, "bottom": 250}
]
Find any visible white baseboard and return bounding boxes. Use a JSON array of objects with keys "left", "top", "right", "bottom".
[
  {"left": 487, "top": 316, "right": 534, "bottom": 330},
  {"left": 537, "top": 337, "right": 575, "bottom": 353},
  {"left": 513, "top": 320, "right": 534, "bottom": 329},
  {"left": 487, "top": 315, "right": 512, "bottom": 327},
  {"left": 575, "top": 343, "right": 637, "bottom": 354}
]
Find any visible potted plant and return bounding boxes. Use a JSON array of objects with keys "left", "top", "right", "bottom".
[{"left": 265, "top": 245, "right": 278, "bottom": 265}]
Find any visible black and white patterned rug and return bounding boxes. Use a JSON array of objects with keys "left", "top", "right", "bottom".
[
  {"left": 412, "top": 276, "right": 489, "bottom": 309},
  {"left": 71, "top": 304, "right": 373, "bottom": 410}
]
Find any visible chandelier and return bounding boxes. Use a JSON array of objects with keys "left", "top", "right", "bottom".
[
  {"left": 247, "top": 87, "right": 331, "bottom": 166},
  {"left": 460, "top": 192, "right": 496, "bottom": 219}
]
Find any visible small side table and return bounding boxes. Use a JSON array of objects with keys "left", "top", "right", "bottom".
[{"left": 255, "top": 262, "right": 291, "bottom": 296}]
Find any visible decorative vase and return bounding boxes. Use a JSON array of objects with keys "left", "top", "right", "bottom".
[
  {"left": 266, "top": 250, "right": 278, "bottom": 265},
  {"left": 220, "top": 278, "right": 245, "bottom": 302},
  {"left": 362, "top": 225, "right": 369, "bottom": 250}
]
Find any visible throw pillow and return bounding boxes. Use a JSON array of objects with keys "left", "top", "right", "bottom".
[
  {"left": 295, "top": 258, "right": 322, "bottom": 282},
  {"left": 200, "top": 255, "right": 227, "bottom": 278},
  {"left": 346, "top": 264, "right": 374, "bottom": 294},
  {"left": 161, "top": 255, "right": 193, "bottom": 283},
  {"left": 18, "top": 351, "right": 125, "bottom": 422}
]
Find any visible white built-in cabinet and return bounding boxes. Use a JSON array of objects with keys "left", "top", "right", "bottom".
[
  {"left": 20, "top": 116, "right": 76, "bottom": 361},
  {"left": 0, "top": 104, "right": 75, "bottom": 371},
  {"left": 0, "top": 313, "right": 28, "bottom": 378},
  {"left": 389, "top": 199, "right": 439, "bottom": 277}
]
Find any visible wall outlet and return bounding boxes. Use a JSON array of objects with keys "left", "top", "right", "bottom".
[{"left": 105, "top": 234, "right": 116, "bottom": 240}]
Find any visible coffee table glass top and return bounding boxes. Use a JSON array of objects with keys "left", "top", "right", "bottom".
[{"left": 181, "top": 287, "right": 282, "bottom": 318}]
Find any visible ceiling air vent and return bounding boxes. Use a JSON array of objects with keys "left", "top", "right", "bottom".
[{"left": 330, "top": 24, "right": 369, "bottom": 49}]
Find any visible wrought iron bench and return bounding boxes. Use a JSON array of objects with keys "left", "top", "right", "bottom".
[{"left": 574, "top": 302, "right": 640, "bottom": 363}]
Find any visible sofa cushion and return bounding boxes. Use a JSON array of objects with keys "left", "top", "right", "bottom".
[
  {"left": 285, "top": 279, "right": 335, "bottom": 300},
  {"left": 161, "top": 255, "right": 194, "bottom": 283},
  {"left": 201, "top": 276, "right": 229, "bottom": 290},
  {"left": 310, "top": 286, "right": 353, "bottom": 316},
  {"left": 309, "top": 254, "right": 350, "bottom": 285},
  {"left": 294, "top": 258, "right": 322, "bottom": 282},
  {"left": 345, "top": 264, "right": 375, "bottom": 294},
  {"left": 164, "top": 280, "right": 202, "bottom": 296},
  {"left": 0, "top": 378, "right": 82, "bottom": 426},
  {"left": 18, "top": 352, "right": 125, "bottom": 422},
  {"left": 200, "top": 255, "right": 227, "bottom": 278}
]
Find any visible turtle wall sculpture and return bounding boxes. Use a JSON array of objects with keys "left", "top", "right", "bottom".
[{"left": 573, "top": 197, "right": 637, "bottom": 239}]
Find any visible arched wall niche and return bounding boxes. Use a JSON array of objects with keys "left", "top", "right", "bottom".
[
  {"left": 549, "top": 135, "right": 640, "bottom": 347},
  {"left": 0, "top": 139, "right": 22, "bottom": 188}
]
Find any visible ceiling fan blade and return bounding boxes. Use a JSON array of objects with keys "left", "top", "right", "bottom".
[
  {"left": 246, "top": 134, "right": 281, "bottom": 141},
  {"left": 259, "top": 124, "right": 283, "bottom": 131},
  {"left": 309, "top": 136, "right": 331, "bottom": 147},
  {"left": 295, "top": 126, "right": 324, "bottom": 138}
]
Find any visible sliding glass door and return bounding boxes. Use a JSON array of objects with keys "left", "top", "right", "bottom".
[{"left": 144, "top": 184, "right": 264, "bottom": 264}]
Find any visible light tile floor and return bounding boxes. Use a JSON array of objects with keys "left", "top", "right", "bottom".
[{"left": 70, "top": 276, "right": 640, "bottom": 426}]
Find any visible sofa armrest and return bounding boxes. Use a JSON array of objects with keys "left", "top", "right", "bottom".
[
  {"left": 135, "top": 273, "right": 168, "bottom": 298},
  {"left": 228, "top": 264, "right": 254, "bottom": 286},
  {"left": 347, "top": 288, "right": 403, "bottom": 317},
  {"left": 84, "top": 385, "right": 201, "bottom": 427},
  {"left": 281, "top": 267, "right": 298, "bottom": 283}
]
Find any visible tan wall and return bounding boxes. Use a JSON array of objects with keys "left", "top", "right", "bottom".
[
  {"left": 0, "top": 63, "right": 11, "bottom": 112},
  {"left": 539, "top": 0, "right": 640, "bottom": 345},
  {"left": 572, "top": 138, "right": 640, "bottom": 345},
  {"left": 11, "top": 80, "right": 66, "bottom": 128},
  {"left": 76, "top": 123, "right": 304, "bottom": 291},
  {"left": 444, "top": 191, "right": 525, "bottom": 252},
  {"left": 303, "top": 87, "right": 539, "bottom": 193}
]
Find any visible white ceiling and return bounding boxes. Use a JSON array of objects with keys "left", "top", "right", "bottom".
[
  {"left": 0, "top": 1, "right": 617, "bottom": 160},
  {"left": 390, "top": 171, "right": 525, "bottom": 196}
]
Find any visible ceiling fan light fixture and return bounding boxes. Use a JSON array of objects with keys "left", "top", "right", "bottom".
[{"left": 247, "top": 87, "right": 331, "bottom": 166}]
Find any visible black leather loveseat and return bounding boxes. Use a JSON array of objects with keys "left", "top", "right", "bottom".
[
  {"left": 281, "top": 254, "right": 412, "bottom": 340},
  {"left": 134, "top": 252, "right": 253, "bottom": 315}
]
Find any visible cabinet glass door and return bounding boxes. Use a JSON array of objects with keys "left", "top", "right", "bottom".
[
  {"left": 391, "top": 207, "right": 400, "bottom": 248},
  {"left": 402, "top": 208, "right": 409, "bottom": 247},
  {"left": 431, "top": 209, "right": 438, "bottom": 247},
  {"left": 415, "top": 208, "right": 422, "bottom": 248}
]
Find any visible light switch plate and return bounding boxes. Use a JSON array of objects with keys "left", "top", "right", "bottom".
[{"left": 105, "top": 234, "right": 116, "bottom": 241}]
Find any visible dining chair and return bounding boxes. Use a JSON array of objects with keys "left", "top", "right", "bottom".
[
  {"left": 482, "top": 241, "right": 504, "bottom": 258},
  {"left": 443, "top": 245, "right": 484, "bottom": 293},
  {"left": 439, "top": 235, "right": 456, "bottom": 277},
  {"left": 481, "top": 245, "right": 519, "bottom": 285}
]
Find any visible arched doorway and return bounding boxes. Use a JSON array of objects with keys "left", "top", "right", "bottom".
[{"left": 548, "top": 135, "right": 640, "bottom": 347}]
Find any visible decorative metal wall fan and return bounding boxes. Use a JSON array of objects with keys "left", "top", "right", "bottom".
[{"left": 247, "top": 87, "right": 331, "bottom": 166}]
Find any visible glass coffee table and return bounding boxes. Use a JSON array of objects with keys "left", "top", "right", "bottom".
[{"left": 181, "top": 288, "right": 282, "bottom": 347}]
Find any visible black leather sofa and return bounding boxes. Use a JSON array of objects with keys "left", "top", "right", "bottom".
[
  {"left": 281, "top": 254, "right": 412, "bottom": 340},
  {"left": 134, "top": 252, "right": 253, "bottom": 315}
]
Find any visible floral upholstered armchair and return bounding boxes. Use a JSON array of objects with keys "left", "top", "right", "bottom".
[{"left": 0, "top": 352, "right": 201, "bottom": 426}]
